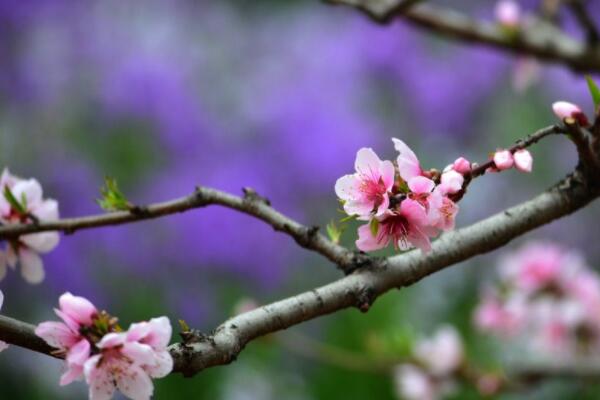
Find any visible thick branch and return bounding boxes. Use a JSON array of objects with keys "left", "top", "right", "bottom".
[
  {"left": 169, "top": 169, "right": 598, "bottom": 376},
  {"left": 0, "top": 186, "right": 356, "bottom": 272},
  {"left": 325, "top": 1, "right": 600, "bottom": 72}
]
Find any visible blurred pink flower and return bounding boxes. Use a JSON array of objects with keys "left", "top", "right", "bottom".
[
  {"left": 335, "top": 148, "right": 395, "bottom": 220},
  {"left": 0, "top": 168, "right": 60, "bottom": 284},
  {"left": 394, "top": 365, "right": 438, "bottom": 400},
  {"left": 414, "top": 325, "right": 464, "bottom": 376},
  {"left": 495, "top": 0, "right": 521, "bottom": 27}
]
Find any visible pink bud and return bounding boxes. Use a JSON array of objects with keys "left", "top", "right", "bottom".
[
  {"left": 495, "top": 0, "right": 520, "bottom": 27},
  {"left": 452, "top": 157, "right": 471, "bottom": 174},
  {"left": 493, "top": 150, "right": 514, "bottom": 170},
  {"left": 552, "top": 101, "right": 589, "bottom": 126},
  {"left": 513, "top": 149, "right": 533, "bottom": 173}
]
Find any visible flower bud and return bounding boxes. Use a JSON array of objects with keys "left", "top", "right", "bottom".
[
  {"left": 493, "top": 150, "right": 514, "bottom": 170},
  {"left": 452, "top": 157, "right": 471, "bottom": 174},
  {"left": 495, "top": 0, "right": 521, "bottom": 27},
  {"left": 552, "top": 101, "right": 589, "bottom": 126},
  {"left": 513, "top": 149, "right": 532, "bottom": 173}
]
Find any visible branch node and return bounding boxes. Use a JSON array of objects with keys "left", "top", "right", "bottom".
[{"left": 242, "top": 187, "right": 271, "bottom": 206}]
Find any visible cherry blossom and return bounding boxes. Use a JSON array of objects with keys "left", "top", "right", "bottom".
[
  {"left": 0, "top": 168, "right": 60, "bottom": 284},
  {"left": 335, "top": 148, "right": 395, "bottom": 220},
  {"left": 36, "top": 293, "right": 173, "bottom": 400},
  {"left": 414, "top": 325, "right": 463, "bottom": 376}
]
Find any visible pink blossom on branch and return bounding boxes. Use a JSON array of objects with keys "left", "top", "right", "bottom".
[
  {"left": 494, "top": 0, "right": 521, "bottom": 28},
  {"left": 35, "top": 293, "right": 173, "bottom": 400},
  {"left": 335, "top": 148, "right": 395, "bottom": 220},
  {"left": 492, "top": 150, "right": 514, "bottom": 171},
  {"left": 0, "top": 168, "right": 60, "bottom": 284},
  {"left": 513, "top": 149, "right": 533, "bottom": 172}
]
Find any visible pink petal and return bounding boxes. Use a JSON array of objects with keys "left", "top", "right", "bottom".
[
  {"left": 121, "top": 342, "right": 156, "bottom": 366},
  {"left": 21, "top": 232, "right": 60, "bottom": 253},
  {"left": 408, "top": 176, "right": 434, "bottom": 194},
  {"left": 60, "top": 364, "right": 84, "bottom": 386},
  {"left": 552, "top": 101, "right": 582, "bottom": 120},
  {"left": 513, "top": 149, "right": 533, "bottom": 173},
  {"left": 35, "top": 321, "right": 79, "bottom": 349},
  {"left": 392, "top": 138, "right": 421, "bottom": 182},
  {"left": 144, "top": 317, "right": 172, "bottom": 349},
  {"left": 356, "top": 223, "right": 387, "bottom": 252},
  {"left": 144, "top": 350, "right": 174, "bottom": 379},
  {"left": 400, "top": 199, "right": 427, "bottom": 226},
  {"left": 19, "top": 248, "right": 45, "bottom": 284},
  {"left": 10, "top": 179, "right": 43, "bottom": 208},
  {"left": 493, "top": 150, "right": 514, "bottom": 171},
  {"left": 59, "top": 292, "right": 97, "bottom": 326},
  {"left": 32, "top": 199, "right": 59, "bottom": 221},
  {"left": 380, "top": 160, "right": 396, "bottom": 191},
  {"left": 343, "top": 200, "right": 376, "bottom": 220},
  {"left": 334, "top": 175, "right": 361, "bottom": 202},
  {"left": 55, "top": 308, "right": 81, "bottom": 332},
  {"left": 97, "top": 332, "right": 127, "bottom": 349},
  {"left": 115, "top": 363, "right": 154, "bottom": 400},
  {"left": 407, "top": 225, "right": 432, "bottom": 253},
  {"left": 66, "top": 339, "right": 91, "bottom": 366},
  {"left": 354, "top": 148, "right": 382, "bottom": 180},
  {"left": 84, "top": 355, "right": 116, "bottom": 400}
]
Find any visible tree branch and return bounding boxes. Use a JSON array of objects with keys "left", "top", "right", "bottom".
[
  {"left": 0, "top": 186, "right": 358, "bottom": 273},
  {"left": 325, "top": 1, "right": 600, "bottom": 72},
  {"left": 0, "top": 167, "right": 598, "bottom": 375}
]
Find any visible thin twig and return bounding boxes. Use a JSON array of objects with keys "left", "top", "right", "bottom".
[{"left": 325, "top": 1, "right": 600, "bottom": 72}]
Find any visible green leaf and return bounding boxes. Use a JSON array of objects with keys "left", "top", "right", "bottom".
[
  {"left": 97, "top": 176, "right": 131, "bottom": 211},
  {"left": 586, "top": 75, "right": 600, "bottom": 109},
  {"left": 3, "top": 186, "right": 27, "bottom": 215},
  {"left": 326, "top": 220, "right": 342, "bottom": 244},
  {"left": 369, "top": 218, "right": 379, "bottom": 237},
  {"left": 179, "top": 319, "right": 191, "bottom": 332},
  {"left": 339, "top": 214, "right": 357, "bottom": 223}
]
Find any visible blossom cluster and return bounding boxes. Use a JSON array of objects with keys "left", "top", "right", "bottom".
[
  {"left": 394, "top": 326, "right": 464, "bottom": 400},
  {"left": 0, "top": 168, "right": 60, "bottom": 284},
  {"left": 335, "top": 139, "right": 532, "bottom": 253},
  {"left": 35, "top": 293, "right": 173, "bottom": 400},
  {"left": 474, "top": 241, "right": 600, "bottom": 358}
]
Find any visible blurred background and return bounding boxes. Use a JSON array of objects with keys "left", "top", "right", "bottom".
[{"left": 1, "top": 0, "right": 600, "bottom": 398}]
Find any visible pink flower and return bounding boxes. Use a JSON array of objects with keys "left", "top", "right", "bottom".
[
  {"left": 552, "top": 101, "right": 589, "bottom": 126},
  {"left": 414, "top": 326, "right": 463, "bottom": 376},
  {"left": 474, "top": 293, "right": 524, "bottom": 337},
  {"left": 430, "top": 188, "right": 459, "bottom": 231},
  {"left": 394, "top": 365, "right": 438, "bottom": 400},
  {"left": 0, "top": 168, "right": 60, "bottom": 284},
  {"left": 36, "top": 293, "right": 173, "bottom": 399},
  {"left": 335, "top": 148, "right": 395, "bottom": 220},
  {"left": 492, "top": 150, "right": 514, "bottom": 171},
  {"left": 495, "top": 0, "right": 521, "bottom": 27},
  {"left": 452, "top": 157, "right": 471, "bottom": 174},
  {"left": 356, "top": 198, "right": 436, "bottom": 253},
  {"left": 84, "top": 317, "right": 173, "bottom": 400},
  {"left": 35, "top": 293, "right": 98, "bottom": 385},
  {"left": 513, "top": 149, "right": 533, "bottom": 172}
]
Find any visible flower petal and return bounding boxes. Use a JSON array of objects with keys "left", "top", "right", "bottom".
[
  {"left": 19, "top": 248, "right": 45, "bottom": 284},
  {"left": 408, "top": 176, "right": 434, "bottom": 194},
  {"left": 392, "top": 138, "right": 421, "bottom": 181},
  {"left": 35, "top": 321, "right": 79, "bottom": 349},
  {"left": 354, "top": 148, "right": 382, "bottom": 180},
  {"left": 115, "top": 363, "right": 154, "bottom": 400},
  {"left": 356, "top": 223, "right": 387, "bottom": 252},
  {"left": 59, "top": 292, "right": 98, "bottom": 326},
  {"left": 21, "top": 232, "right": 60, "bottom": 253}
]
